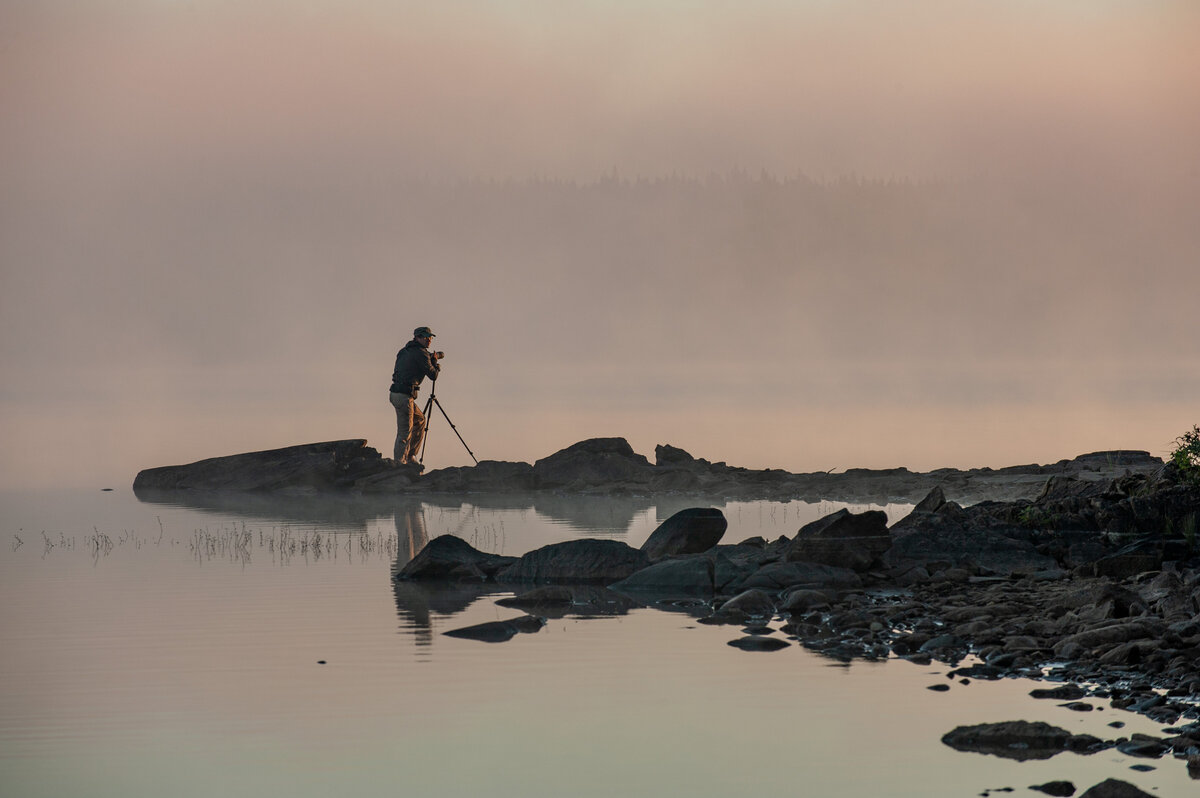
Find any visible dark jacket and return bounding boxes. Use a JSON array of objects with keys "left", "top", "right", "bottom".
[{"left": 390, "top": 340, "right": 440, "bottom": 398}]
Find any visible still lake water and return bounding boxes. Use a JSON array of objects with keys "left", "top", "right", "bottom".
[{"left": 0, "top": 489, "right": 1191, "bottom": 797}]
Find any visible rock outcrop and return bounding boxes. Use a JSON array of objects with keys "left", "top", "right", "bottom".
[
  {"left": 133, "top": 439, "right": 386, "bottom": 493},
  {"left": 134, "top": 437, "right": 1165, "bottom": 504}
]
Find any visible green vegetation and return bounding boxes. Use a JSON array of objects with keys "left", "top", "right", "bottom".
[{"left": 1170, "top": 425, "right": 1200, "bottom": 483}]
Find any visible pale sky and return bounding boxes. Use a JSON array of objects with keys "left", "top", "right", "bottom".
[{"left": 2, "top": 1, "right": 1198, "bottom": 489}]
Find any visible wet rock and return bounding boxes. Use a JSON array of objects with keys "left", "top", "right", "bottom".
[
  {"left": 785, "top": 508, "right": 891, "bottom": 572},
  {"left": 1077, "top": 779, "right": 1155, "bottom": 798},
  {"left": 443, "top": 614, "right": 546, "bottom": 643},
  {"left": 1030, "top": 685, "right": 1087, "bottom": 700},
  {"left": 1052, "top": 620, "right": 1164, "bottom": 657},
  {"left": 714, "top": 589, "right": 776, "bottom": 621},
  {"left": 778, "top": 588, "right": 834, "bottom": 614},
  {"left": 927, "top": 683, "right": 951, "bottom": 692},
  {"left": 498, "top": 538, "right": 650, "bottom": 584},
  {"left": 941, "top": 720, "right": 1076, "bottom": 761},
  {"left": 1115, "top": 736, "right": 1169, "bottom": 758},
  {"left": 735, "top": 561, "right": 862, "bottom": 592},
  {"left": 727, "top": 636, "right": 790, "bottom": 651},
  {"left": 395, "top": 535, "right": 519, "bottom": 582},
  {"left": 1030, "top": 782, "right": 1075, "bottom": 797},
  {"left": 640, "top": 507, "right": 727, "bottom": 561},
  {"left": 495, "top": 586, "right": 575, "bottom": 607},
  {"left": 609, "top": 556, "right": 714, "bottom": 594}
]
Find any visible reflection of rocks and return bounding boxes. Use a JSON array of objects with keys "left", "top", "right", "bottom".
[
  {"left": 391, "top": 580, "right": 507, "bottom": 647},
  {"left": 134, "top": 487, "right": 397, "bottom": 531},
  {"left": 496, "top": 586, "right": 639, "bottom": 618}
]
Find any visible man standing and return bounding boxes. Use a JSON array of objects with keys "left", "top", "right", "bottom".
[{"left": 390, "top": 326, "right": 444, "bottom": 465}]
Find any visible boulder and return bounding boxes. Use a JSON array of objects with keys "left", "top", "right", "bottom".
[
  {"left": 1030, "top": 782, "right": 1076, "bottom": 797},
  {"left": 394, "top": 535, "right": 518, "bottom": 582},
  {"left": 785, "top": 509, "right": 891, "bottom": 572},
  {"left": 1078, "top": 779, "right": 1155, "bottom": 798},
  {"left": 940, "top": 720, "right": 1076, "bottom": 761},
  {"left": 714, "top": 589, "right": 776, "bottom": 620},
  {"left": 640, "top": 507, "right": 728, "bottom": 561},
  {"left": 133, "top": 439, "right": 390, "bottom": 493},
  {"left": 735, "top": 561, "right": 862, "bottom": 591},
  {"left": 727, "top": 636, "right": 790, "bottom": 651},
  {"left": 532, "top": 438, "right": 652, "bottom": 488},
  {"left": 609, "top": 556, "right": 714, "bottom": 594},
  {"left": 497, "top": 538, "right": 651, "bottom": 584}
]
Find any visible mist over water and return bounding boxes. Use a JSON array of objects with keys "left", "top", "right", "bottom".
[{"left": 2, "top": 1, "right": 1197, "bottom": 488}]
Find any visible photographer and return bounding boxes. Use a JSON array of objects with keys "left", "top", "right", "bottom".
[{"left": 389, "top": 326, "right": 444, "bottom": 465}]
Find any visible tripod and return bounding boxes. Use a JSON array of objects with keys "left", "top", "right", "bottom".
[{"left": 418, "top": 377, "right": 479, "bottom": 466}]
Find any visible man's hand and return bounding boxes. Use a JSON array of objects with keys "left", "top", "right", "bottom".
[{"left": 432, "top": 351, "right": 445, "bottom": 360}]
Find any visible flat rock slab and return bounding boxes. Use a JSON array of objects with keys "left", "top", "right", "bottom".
[
  {"left": 134, "top": 439, "right": 389, "bottom": 492},
  {"left": 443, "top": 615, "right": 546, "bottom": 643}
]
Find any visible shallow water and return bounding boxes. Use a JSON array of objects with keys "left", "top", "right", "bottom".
[{"left": 0, "top": 489, "right": 1191, "bottom": 797}]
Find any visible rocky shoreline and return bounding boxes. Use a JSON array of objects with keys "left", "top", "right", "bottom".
[
  {"left": 133, "top": 436, "right": 1164, "bottom": 504},
  {"left": 389, "top": 460, "right": 1200, "bottom": 786},
  {"left": 135, "top": 436, "right": 1199, "bottom": 788}
]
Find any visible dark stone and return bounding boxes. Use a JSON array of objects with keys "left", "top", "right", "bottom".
[
  {"left": 714, "top": 589, "right": 776, "bottom": 620},
  {"left": 785, "top": 508, "right": 891, "bottom": 572},
  {"left": 654, "top": 444, "right": 698, "bottom": 466},
  {"left": 442, "top": 614, "right": 546, "bottom": 642},
  {"left": 1030, "top": 782, "right": 1076, "bottom": 797},
  {"left": 913, "top": 485, "right": 947, "bottom": 514},
  {"left": 927, "top": 683, "right": 951, "bottom": 692},
  {"left": 886, "top": 502, "right": 1057, "bottom": 577},
  {"left": 941, "top": 720, "right": 1074, "bottom": 761},
  {"left": 395, "top": 535, "right": 519, "bottom": 582},
  {"left": 134, "top": 439, "right": 390, "bottom": 493},
  {"left": 640, "top": 508, "right": 727, "bottom": 561},
  {"left": 1031, "top": 685, "right": 1087, "bottom": 700},
  {"left": 735, "top": 561, "right": 862, "bottom": 591},
  {"left": 497, "top": 538, "right": 651, "bottom": 584},
  {"left": 414, "top": 460, "right": 538, "bottom": 492},
  {"left": 1078, "top": 779, "right": 1155, "bottom": 798},
  {"left": 532, "top": 438, "right": 652, "bottom": 488},
  {"left": 727, "top": 636, "right": 790, "bottom": 651},
  {"left": 778, "top": 588, "right": 833, "bottom": 614},
  {"left": 495, "top": 586, "right": 575, "bottom": 607},
  {"left": 609, "top": 556, "right": 714, "bottom": 594},
  {"left": 1115, "top": 738, "right": 1168, "bottom": 758}
]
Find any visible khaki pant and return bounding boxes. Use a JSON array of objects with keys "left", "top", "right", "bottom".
[{"left": 390, "top": 392, "right": 427, "bottom": 462}]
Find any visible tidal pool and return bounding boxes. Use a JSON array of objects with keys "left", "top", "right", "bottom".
[{"left": 0, "top": 489, "right": 1189, "bottom": 797}]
